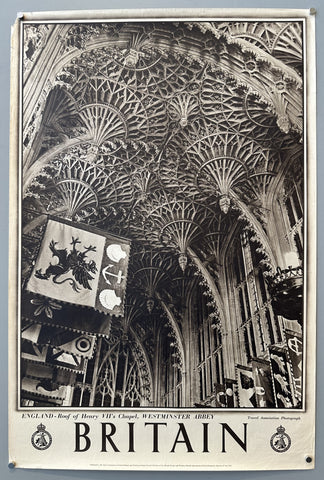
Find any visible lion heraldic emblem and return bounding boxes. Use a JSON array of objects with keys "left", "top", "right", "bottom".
[
  {"left": 35, "top": 237, "right": 98, "bottom": 292},
  {"left": 270, "top": 425, "right": 291, "bottom": 453},
  {"left": 31, "top": 423, "right": 52, "bottom": 450}
]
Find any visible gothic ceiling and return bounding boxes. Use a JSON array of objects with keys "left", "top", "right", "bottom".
[{"left": 22, "top": 21, "right": 304, "bottom": 365}]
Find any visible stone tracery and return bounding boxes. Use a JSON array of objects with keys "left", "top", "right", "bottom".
[{"left": 20, "top": 20, "right": 304, "bottom": 408}]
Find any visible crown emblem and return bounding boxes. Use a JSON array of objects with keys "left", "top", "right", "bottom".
[
  {"left": 270, "top": 425, "right": 291, "bottom": 453},
  {"left": 31, "top": 423, "right": 53, "bottom": 450},
  {"left": 37, "top": 423, "right": 46, "bottom": 432}
]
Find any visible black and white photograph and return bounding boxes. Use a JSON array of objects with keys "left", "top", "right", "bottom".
[
  {"left": 8, "top": 8, "right": 316, "bottom": 471},
  {"left": 19, "top": 17, "right": 306, "bottom": 409}
]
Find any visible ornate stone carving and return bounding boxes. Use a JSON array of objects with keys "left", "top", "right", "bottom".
[
  {"left": 20, "top": 20, "right": 304, "bottom": 407},
  {"left": 23, "top": 24, "right": 51, "bottom": 73}
]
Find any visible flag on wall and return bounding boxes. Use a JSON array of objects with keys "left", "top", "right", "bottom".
[
  {"left": 213, "top": 383, "right": 226, "bottom": 407},
  {"left": 21, "top": 376, "right": 68, "bottom": 402},
  {"left": 22, "top": 323, "right": 96, "bottom": 359},
  {"left": 22, "top": 292, "right": 113, "bottom": 337},
  {"left": 21, "top": 362, "right": 70, "bottom": 403},
  {"left": 224, "top": 378, "right": 236, "bottom": 407},
  {"left": 45, "top": 347, "right": 87, "bottom": 373},
  {"left": 21, "top": 322, "right": 95, "bottom": 373},
  {"left": 236, "top": 365, "right": 256, "bottom": 407},
  {"left": 269, "top": 346, "right": 295, "bottom": 408},
  {"left": 251, "top": 358, "right": 275, "bottom": 407},
  {"left": 26, "top": 217, "right": 131, "bottom": 316},
  {"left": 285, "top": 329, "right": 303, "bottom": 402}
]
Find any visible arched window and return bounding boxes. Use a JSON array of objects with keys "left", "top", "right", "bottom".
[
  {"left": 71, "top": 335, "right": 152, "bottom": 407},
  {"left": 228, "top": 229, "right": 282, "bottom": 365},
  {"left": 158, "top": 326, "right": 183, "bottom": 408},
  {"left": 195, "top": 284, "right": 224, "bottom": 406}
]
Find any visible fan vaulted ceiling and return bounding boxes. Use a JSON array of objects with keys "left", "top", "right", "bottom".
[{"left": 22, "top": 20, "right": 303, "bottom": 363}]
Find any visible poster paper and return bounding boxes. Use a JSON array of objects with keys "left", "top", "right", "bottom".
[{"left": 8, "top": 8, "right": 316, "bottom": 470}]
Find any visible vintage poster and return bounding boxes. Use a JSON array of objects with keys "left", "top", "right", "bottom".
[{"left": 8, "top": 8, "right": 316, "bottom": 470}]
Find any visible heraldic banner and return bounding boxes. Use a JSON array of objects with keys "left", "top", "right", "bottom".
[{"left": 26, "top": 218, "right": 131, "bottom": 316}]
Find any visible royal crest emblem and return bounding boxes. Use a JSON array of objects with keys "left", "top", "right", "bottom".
[
  {"left": 34, "top": 237, "right": 97, "bottom": 292},
  {"left": 270, "top": 425, "right": 291, "bottom": 453},
  {"left": 31, "top": 423, "right": 52, "bottom": 451}
]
